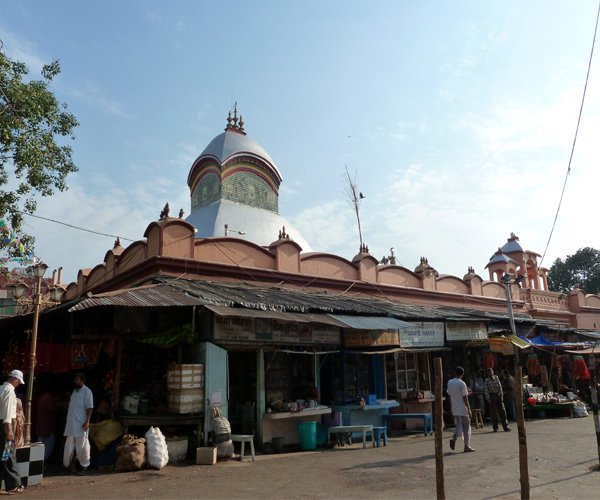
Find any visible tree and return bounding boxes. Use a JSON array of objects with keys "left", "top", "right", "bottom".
[
  {"left": 0, "top": 44, "right": 78, "bottom": 259},
  {"left": 547, "top": 247, "right": 600, "bottom": 294}
]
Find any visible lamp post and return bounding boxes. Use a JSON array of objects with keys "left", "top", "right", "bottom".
[
  {"left": 11, "top": 263, "right": 64, "bottom": 446},
  {"left": 501, "top": 273, "right": 530, "bottom": 499}
]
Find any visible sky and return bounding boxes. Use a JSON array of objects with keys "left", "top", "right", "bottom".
[{"left": 2, "top": 1, "right": 600, "bottom": 284}]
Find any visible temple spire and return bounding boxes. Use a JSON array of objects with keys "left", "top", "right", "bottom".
[{"left": 224, "top": 103, "right": 246, "bottom": 135}]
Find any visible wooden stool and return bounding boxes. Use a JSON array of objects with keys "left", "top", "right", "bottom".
[
  {"left": 373, "top": 426, "right": 387, "bottom": 447},
  {"left": 472, "top": 409, "right": 484, "bottom": 429},
  {"left": 230, "top": 434, "right": 255, "bottom": 462}
]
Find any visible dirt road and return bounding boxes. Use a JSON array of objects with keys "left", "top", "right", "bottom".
[{"left": 21, "top": 416, "right": 600, "bottom": 499}]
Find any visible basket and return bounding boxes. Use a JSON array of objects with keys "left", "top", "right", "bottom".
[{"left": 168, "top": 388, "right": 204, "bottom": 414}]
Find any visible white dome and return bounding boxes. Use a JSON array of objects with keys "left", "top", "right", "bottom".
[{"left": 186, "top": 199, "right": 312, "bottom": 251}]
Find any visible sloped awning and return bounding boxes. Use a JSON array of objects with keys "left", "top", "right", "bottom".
[
  {"left": 204, "top": 305, "right": 346, "bottom": 327},
  {"left": 328, "top": 314, "right": 416, "bottom": 331},
  {"left": 68, "top": 284, "right": 200, "bottom": 312},
  {"left": 489, "top": 334, "right": 531, "bottom": 350}
]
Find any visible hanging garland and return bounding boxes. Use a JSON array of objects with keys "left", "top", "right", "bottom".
[{"left": 0, "top": 219, "right": 39, "bottom": 265}]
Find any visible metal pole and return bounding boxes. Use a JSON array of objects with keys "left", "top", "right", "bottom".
[
  {"left": 434, "top": 357, "right": 445, "bottom": 500},
  {"left": 24, "top": 274, "right": 42, "bottom": 446},
  {"left": 503, "top": 278, "right": 530, "bottom": 499}
]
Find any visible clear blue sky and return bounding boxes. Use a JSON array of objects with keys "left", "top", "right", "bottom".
[{"left": 2, "top": 1, "right": 600, "bottom": 283}]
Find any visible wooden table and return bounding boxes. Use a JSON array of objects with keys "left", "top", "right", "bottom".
[{"left": 383, "top": 413, "right": 433, "bottom": 436}]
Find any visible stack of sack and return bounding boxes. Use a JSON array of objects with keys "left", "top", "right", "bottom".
[
  {"left": 212, "top": 407, "right": 234, "bottom": 459},
  {"left": 145, "top": 426, "right": 169, "bottom": 469},
  {"left": 115, "top": 435, "right": 146, "bottom": 472}
]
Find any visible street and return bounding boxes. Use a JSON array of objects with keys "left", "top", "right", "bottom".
[{"left": 23, "top": 416, "right": 599, "bottom": 499}]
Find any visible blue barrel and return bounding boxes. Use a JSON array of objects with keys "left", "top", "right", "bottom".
[{"left": 297, "top": 421, "right": 317, "bottom": 450}]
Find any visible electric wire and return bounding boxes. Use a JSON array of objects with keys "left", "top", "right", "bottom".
[
  {"left": 18, "top": 211, "right": 136, "bottom": 242},
  {"left": 539, "top": 1, "right": 600, "bottom": 267}
]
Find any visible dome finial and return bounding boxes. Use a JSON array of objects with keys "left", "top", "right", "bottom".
[
  {"left": 232, "top": 102, "right": 239, "bottom": 129},
  {"left": 226, "top": 110, "right": 232, "bottom": 130},
  {"left": 238, "top": 115, "right": 245, "bottom": 133}
]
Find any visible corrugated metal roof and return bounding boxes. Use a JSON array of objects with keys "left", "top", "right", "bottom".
[
  {"left": 68, "top": 284, "right": 200, "bottom": 311},
  {"left": 68, "top": 278, "right": 533, "bottom": 328}
]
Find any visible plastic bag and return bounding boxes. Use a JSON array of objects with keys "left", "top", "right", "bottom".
[
  {"left": 90, "top": 419, "right": 124, "bottom": 451},
  {"left": 145, "top": 426, "right": 169, "bottom": 470}
]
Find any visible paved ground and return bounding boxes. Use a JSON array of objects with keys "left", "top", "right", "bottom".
[{"left": 20, "top": 416, "right": 600, "bottom": 499}]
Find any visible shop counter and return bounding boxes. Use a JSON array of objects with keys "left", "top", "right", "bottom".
[
  {"left": 525, "top": 402, "right": 575, "bottom": 419},
  {"left": 119, "top": 413, "right": 203, "bottom": 436},
  {"left": 261, "top": 407, "right": 331, "bottom": 445}
]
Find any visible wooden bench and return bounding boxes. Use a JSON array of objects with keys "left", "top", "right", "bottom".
[
  {"left": 327, "top": 425, "right": 374, "bottom": 449},
  {"left": 230, "top": 434, "right": 255, "bottom": 462},
  {"left": 383, "top": 413, "right": 433, "bottom": 436}
]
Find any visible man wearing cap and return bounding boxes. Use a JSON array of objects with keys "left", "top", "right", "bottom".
[
  {"left": 0, "top": 370, "right": 25, "bottom": 493},
  {"left": 63, "top": 373, "right": 93, "bottom": 475}
]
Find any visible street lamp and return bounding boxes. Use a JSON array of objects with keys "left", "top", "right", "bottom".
[
  {"left": 224, "top": 224, "right": 246, "bottom": 236},
  {"left": 11, "top": 263, "right": 65, "bottom": 446},
  {"left": 501, "top": 273, "right": 529, "bottom": 499}
]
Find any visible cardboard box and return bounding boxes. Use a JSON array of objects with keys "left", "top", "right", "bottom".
[{"left": 196, "top": 447, "right": 217, "bottom": 465}]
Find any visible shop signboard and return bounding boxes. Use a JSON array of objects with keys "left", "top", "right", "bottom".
[
  {"left": 272, "top": 320, "right": 300, "bottom": 343},
  {"left": 255, "top": 318, "right": 272, "bottom": 341},
  {"left": 214, "top": 316, "right": 255, "bottom": 341},
  {"left": 399, "top": 322, "right": 445, "bottom": 348},
  {"left": 344, "top": 329, "right": 400, "bottom": 347},
  {"left": 214, "top": 315, "right": 341, "bottom": 344},
  {"left": 311, "top": 324, "right": 341, "bottom": 344},
  {"left": 446, "top": 321, "right": 487, "bottom": 341}
]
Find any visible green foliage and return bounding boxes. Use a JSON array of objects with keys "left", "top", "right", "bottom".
[
  {"left": 547, "top": 247, "right": 600, "bottom": 294},
  {"left": 0, "top": 47, "right": 78, "bottom": 253}
]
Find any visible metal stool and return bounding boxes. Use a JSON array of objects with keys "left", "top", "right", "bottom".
[
  {"left": 230, "top": 434, "right": 255, "bottom": 462},
  {"left": 471, "top": 409, "right": 484, "bottom": 429}
]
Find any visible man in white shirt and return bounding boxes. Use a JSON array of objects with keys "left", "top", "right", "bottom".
[
  {"left": 447, "top": 366, "right": 474, "bottom": 453},
  {"left": 63, "top": 373, "right": 94, "bottom": 474},
  {"left": 0, "top": 370, "right": 24, "bottom": 493}
]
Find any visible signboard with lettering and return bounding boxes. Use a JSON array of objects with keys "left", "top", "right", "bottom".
[
  {"left": 344, "top": 329, "right": 400, "bottom": 347},
  {"left": 446, "top": 321, "right": 487, "bottom": 341},
  {"left": 213, "top": 315, "right": 341, "bottom": 345},
  {"left": 214, "top": 316, "right": 255, "bottom": 342},
  {"left": 311, "top": 324, "right": 341, "bottom": 344},
  {"left": 400, "top": 322, "right": 445, "bottom": 348}
]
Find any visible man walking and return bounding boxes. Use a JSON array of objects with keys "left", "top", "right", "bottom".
[
  {"left": 484, "top": 367, "right": 511, "bottom": 432},
  {"left": 0, "top": 370, "right": 24, "bottom": 493},
  {"left": 63, "top": 373, "right": 93, "bottom": 474},
  {"left": 447, "top": 366, "right": 475, "bottom": 453}
]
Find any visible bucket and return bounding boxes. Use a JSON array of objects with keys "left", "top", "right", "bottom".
[
  {"left": 297, "top": 421, "right": 317, "bottom": 451},
  {"left": 316, "top": 423, "right": 327, "bottom": 446}
]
